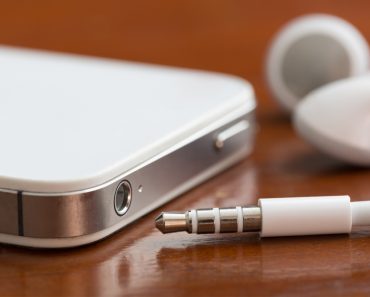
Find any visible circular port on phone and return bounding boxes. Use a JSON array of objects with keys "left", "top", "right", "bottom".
[{"left": 114, "top": 180, "right": 132, "bottom": 216}]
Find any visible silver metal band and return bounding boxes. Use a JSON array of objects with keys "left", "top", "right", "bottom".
[
  {"left": 0, "top": 111, "right": 254, "bottom": 239},
  {"left": 188, "top": 206, "right": 262, "bottom": 234}
]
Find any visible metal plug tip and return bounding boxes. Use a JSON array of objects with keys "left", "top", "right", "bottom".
[
  {"left": 155, "top": 211, "right": 188, "bottom": 233},
  {"left": 155, "top": 213, "right": 166, "bottom": 233}
]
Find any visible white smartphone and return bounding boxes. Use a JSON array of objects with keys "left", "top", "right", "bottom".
[{"left": 0, "top": 46, "right": 256, "bottom": 248}]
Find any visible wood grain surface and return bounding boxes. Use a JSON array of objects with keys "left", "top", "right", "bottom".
[{"left": 1, "top": 1, "right": 370, "bottom": 296}]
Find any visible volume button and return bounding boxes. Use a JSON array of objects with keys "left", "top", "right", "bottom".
[{"left": 214, "top": 120, "right": 250, "bottom": 150}]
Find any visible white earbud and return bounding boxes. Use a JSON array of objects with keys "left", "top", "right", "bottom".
[
  {"left": 266, "top": 14, "right": 369, "bottom": 111},
  {"left": 294, "top": 75, "right": 370, "bottom": 166},
  {"left": 266, "top": 14, "right": 370, "bottom": 165}
]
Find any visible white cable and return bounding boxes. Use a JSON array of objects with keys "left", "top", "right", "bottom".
[
  {"left": 351, "top": 200, "right": 370, "bottom": 226},
  {"left": 259, "top": 195, "right": 352, "bottom": 237}
]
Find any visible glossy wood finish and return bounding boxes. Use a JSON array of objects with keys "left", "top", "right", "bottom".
[{"left": 1, "top": 1, "right": 370, "bottom": 296}]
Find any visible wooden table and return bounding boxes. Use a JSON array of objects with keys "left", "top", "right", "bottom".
[{"left": 1, "top": 1, "right": 370, "bottom": 296}]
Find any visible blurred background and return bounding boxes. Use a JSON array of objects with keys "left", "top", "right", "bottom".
[{"left": 1, "top": 0, "right": 369, "bottom": 115}]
